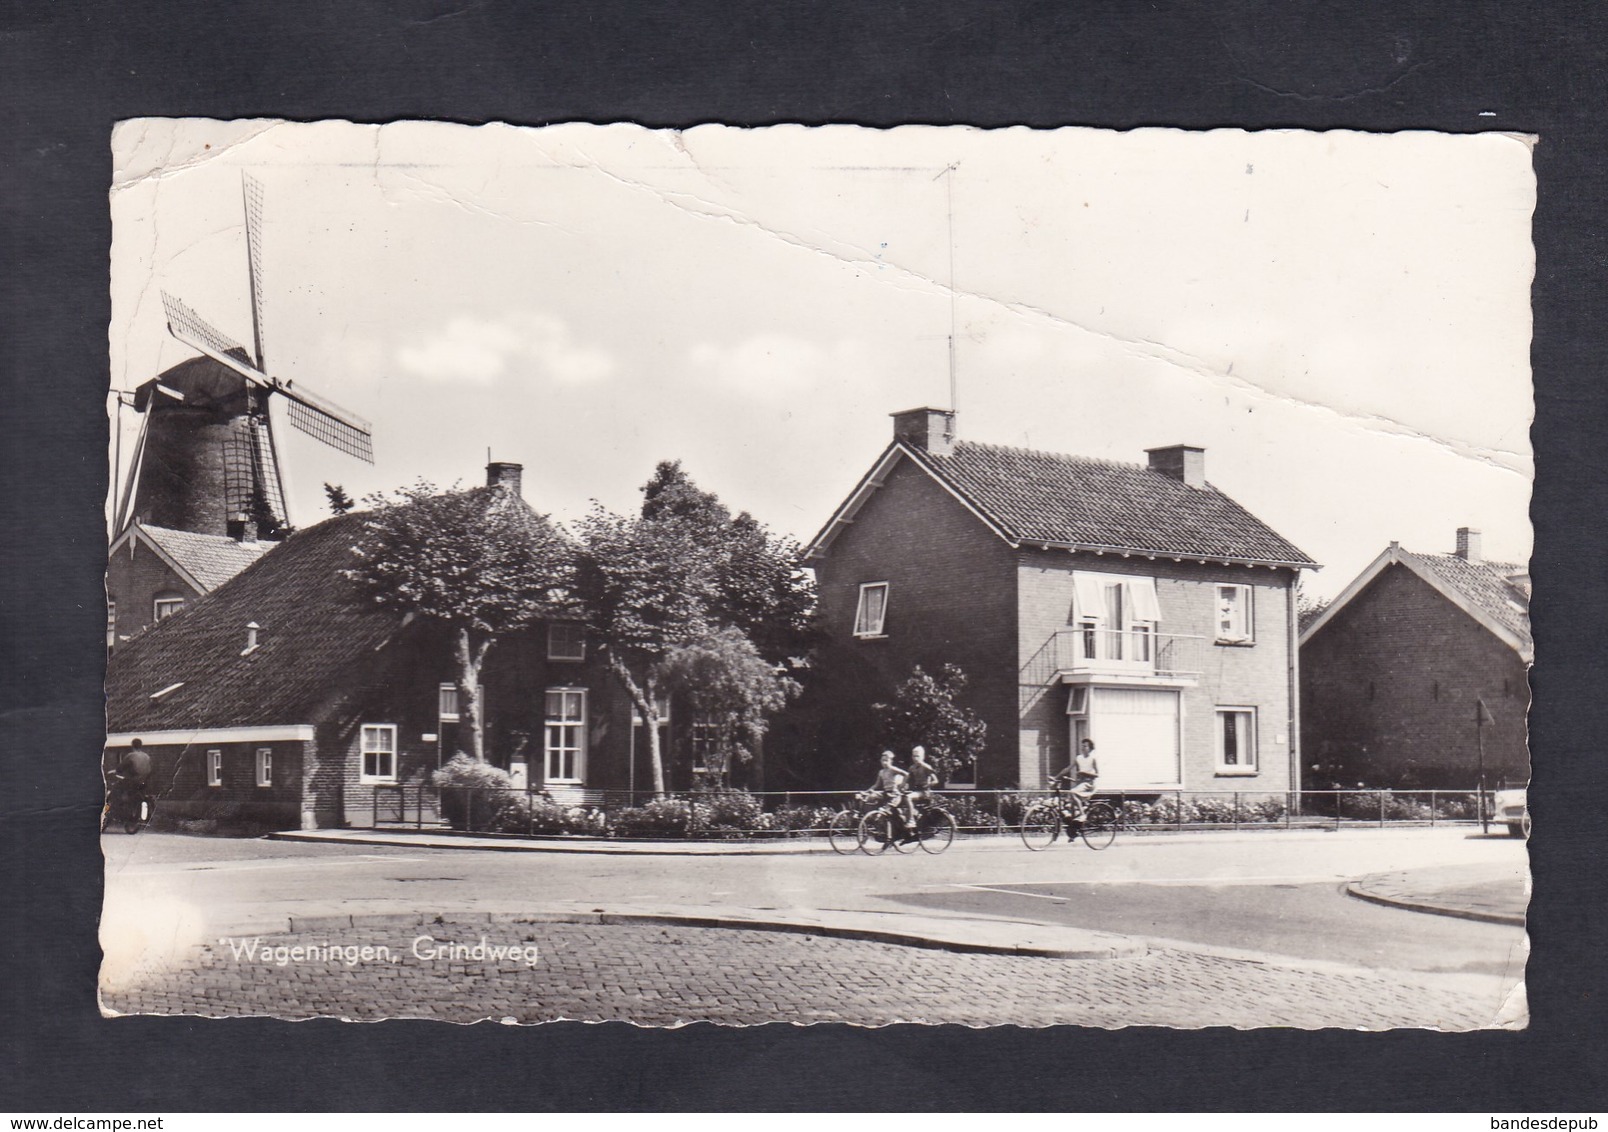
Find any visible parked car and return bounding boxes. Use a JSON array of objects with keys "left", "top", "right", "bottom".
[{"left": 1493, "top": 787, "right": 1529, "bottom": 838}]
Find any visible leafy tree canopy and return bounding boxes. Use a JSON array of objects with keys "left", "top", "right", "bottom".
[
  {"left": 660, "top": 626, "right": 801, "bottom": 778},
  {"left": 872, "top": 663, "right": 987, "bottom": 785}
]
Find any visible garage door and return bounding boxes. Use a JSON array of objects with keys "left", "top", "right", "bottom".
[{"left": 1086, "top": 687, "right": 1180, "bottom": 789}]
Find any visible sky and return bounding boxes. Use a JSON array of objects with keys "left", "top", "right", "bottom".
[{"left": 109, "top": 122, "right": 1535, "bottom": 597}]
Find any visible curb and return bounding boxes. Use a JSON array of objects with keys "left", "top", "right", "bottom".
[
  {"left": 276, "top": 908, "right": 1147, "bottom": 960},
  {"left": 266, "top": 830, "right": 827, "bottom": 856},
  {"left": 1345, "top": 882, "right": 1526, "bottom": 927}
]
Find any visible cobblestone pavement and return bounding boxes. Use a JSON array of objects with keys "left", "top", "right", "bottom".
[{"left": 101, "top": 917, "right": 1516, "bottom": 1029}]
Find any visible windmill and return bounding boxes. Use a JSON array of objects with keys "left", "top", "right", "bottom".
[{"left": 111, "top": 173, "right": 374, "bottom": 543}]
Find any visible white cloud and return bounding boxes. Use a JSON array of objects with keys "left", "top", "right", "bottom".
[
  {"left": 687, "top": 334, "right": 872, "bottom": 401},
  {"left": 396, "top": 312, "right": 614, "bottom": 385}
]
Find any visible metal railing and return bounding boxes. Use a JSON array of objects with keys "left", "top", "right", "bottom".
[
  {"left": 1051, "top": 628, "right": 1205, "bottom": 677},
  {"left": 370, "top": 784, "right": 1500, "bottom": 840}
]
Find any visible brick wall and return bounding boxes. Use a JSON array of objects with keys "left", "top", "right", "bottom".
[
  {"left": 1016, "top": 550, "right": 1298, "bottom": 791},
  {"left": 104, "top": 738, "right": 306, "bottom": 827},
  {"left": 1301, "top": 562, "right": 1530, "bottom": 788},
  {"left": 809, "top": 456, "right": 1021, "bottom": 787}
]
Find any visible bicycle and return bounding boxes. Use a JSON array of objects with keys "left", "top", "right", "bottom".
[
  {"left": 827, "top": 791, "right": 878, "bottom": 855},
  {"left": 102, "top": 775, "right": 152, "bottom": 835},
  {"left": 1019, "top": 781, "right": 1116, "bottom": 851},
  {"left": 858, "top": 795, "right": 958, "bottom": 855}
]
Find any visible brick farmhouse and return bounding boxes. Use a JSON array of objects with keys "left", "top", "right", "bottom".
[
  {"left": 803, "top": 409, "right": 1318, "bottom": 794},
  {"left": 1299, "top": 529, "right": 1531, "bottom": 790},
  {"left": 104, "top": 463, "right": 706, "bottom": 830}
]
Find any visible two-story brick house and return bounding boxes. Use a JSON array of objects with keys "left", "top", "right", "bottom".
[
  {"left": 104, "top": 463, "right": 689, "bottom": 829},
  {"left": 1299, "top": 528, "right": 1531, "bottom": 790},
  {"left": 803, "top": 409, "right": 1318, "bottom": 793}
]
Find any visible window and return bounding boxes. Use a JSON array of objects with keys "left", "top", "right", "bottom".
[
  {"left": 853, "top": 582, "right": 889, "bottom": 637},
  {"left": 1071, "top": 572, "right": 1161, "bottom": 664},
  {"left": 690, "top": 710, "right": 722, "bottom": 775},
  {"left": 544, "top": 688, "right": 587, "bottom": 784},
  {"left": 207, "top": 749, "right": 222, "bottom": 787},
  {"left": 1216, "top": 708, "right": 1257, "bottom": 774},
  {"left": 360, "top": 724, "right": 397, "bottom": 783},
  {"left": 106, "top": 601, "right": 117, "bottom": 648},
  {"left": 437, "top": 684, "right": 484, "bottom": 722},
  {"left": 153, "top": 593, "right": 186, "bottom": 621},
  {"left": 255, "top": 747, "right": 273, "bottom": 788},
  {"left": 1215, "top": 584, "right": 1254, "bottom": 643},
  {"left": 547, "top": 622, "right": 586, "bottom": 662}
]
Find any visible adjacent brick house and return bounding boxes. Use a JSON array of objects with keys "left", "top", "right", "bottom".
[
  {"left": 106, "top": 522, "right": 271, "bottom": 646},
  {"left": 1299, "top": 528, "right": 1531, "bottom": 790},
  {"left": 104, "top": 464, "right": 695, "bottom": 830},
  {"left": 803, "top": 409, "right": 1317, "bottom": 793}
]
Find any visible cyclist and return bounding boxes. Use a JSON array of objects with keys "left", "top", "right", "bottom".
[
  {"left": 869, "top": 750, "right": 908, "bottom": 813},
  {"left": 1054, "top": 737, "right": 1100, "bottom": 821},
  {"left": 903, "top": 745, "right": 937, "bottom": 832}
]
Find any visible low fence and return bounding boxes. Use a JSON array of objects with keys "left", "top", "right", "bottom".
[{"left": 372, "top": 784, "right": 1499, "bottom": 840}]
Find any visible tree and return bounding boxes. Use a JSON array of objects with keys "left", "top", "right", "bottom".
[
  {"left": 640, "top": 461, "right": 816, "bottom": 663},
  {"left": 659, "top": 626, "right": 801, "bottom": 786},
  {"left": 571, "top": 504, "right": 719, "bottom": 795},
  {"left": 344, "top": 480, "right": 574, "bottom": 762},
  {"left": 324, "top": 482, "right": 355, "bottom": 515},
  {"left": 872, "top": 664, "right": 987, "bottom": 786}
]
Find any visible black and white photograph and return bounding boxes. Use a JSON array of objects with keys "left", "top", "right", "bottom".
[{"left": 100, "top": 120, "right": 1533, "bottom": 1030}]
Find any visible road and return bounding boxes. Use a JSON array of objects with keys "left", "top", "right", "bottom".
[{"left": 98, "top": 826, "right": 1528, "bottom": 1027}]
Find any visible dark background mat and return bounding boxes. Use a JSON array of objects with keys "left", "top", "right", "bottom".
[{"left": 2, "top": 0, "right": 1603, "bottom": 1112}]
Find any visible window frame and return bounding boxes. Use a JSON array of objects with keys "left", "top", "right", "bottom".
[
  {"left": 1214, "top": 707, "right": 1258, "bottom": 775},
  {"left": 359, "top": 724, "right": 398, "bottom": 784},
  {"left": 547, "top": 622, "right": 587, "bottom": 662},
  {"left": 206, "top": 748, "right": 223, "bottom": 788},
  {"left": 853, "top": 582, "right": 890, "bottom": 638},
  {"left": 255, "top": 746, "right": 273, "bottom": 788},
  {"left": 1214, "top": 583, "right": 1255, "bottom": 645},
  {"left": 153, "top": 593, "right": 186, "bottom": 622},
  {"left": 543, "top": 687, "right": 588, "bottom": 785}
]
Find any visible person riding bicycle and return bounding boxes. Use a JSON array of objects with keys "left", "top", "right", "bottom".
[
  {"left": 1054, "top": 738, "right": 1100, "bottom": 820},
  {"left": 868, "top": 750, "right": 908, "bottom": 814},
  {"left": 903, "top": 745, "right": 937, "bottom": 832},
  {"left": 107, "top": 739, "right": 154, "bottom": 824}
]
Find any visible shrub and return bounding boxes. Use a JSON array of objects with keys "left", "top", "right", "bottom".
[
  {"left": 432, "top": 755, "right": 518, "bottom": 831},
  {"left": 610, "top": 797, "right": 713, "bottom": 839},
  {"left": 697, "top": 789, "right": 765, "bottom": 836},
  {"left": 490, "top": 796, "right": 608, "bottom": 836},
  {"left": 762, "top": 805, "right": 837, "bottom": 836},
  {"left": 940, "top": 794, "right": 1005, "bottom": 833}
]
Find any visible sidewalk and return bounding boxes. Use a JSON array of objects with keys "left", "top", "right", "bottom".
[
  {"left": 269, "top": 827, "right": 832, "bottom": 855},
  {"left": 1347, "top": 861, "right": 1528, "bottom": 925}
]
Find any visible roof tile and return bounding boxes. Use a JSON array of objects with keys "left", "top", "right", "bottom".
[
  {"left": 140, "top": 525, "right": 272, "bottom": 591},
  {"left": 913, "top": 441, "right": 1316, "bottom": 566}
]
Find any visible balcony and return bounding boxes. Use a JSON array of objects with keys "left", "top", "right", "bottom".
[{"left": 1049, "top": 627, "right": 1204, "bottom": 681}]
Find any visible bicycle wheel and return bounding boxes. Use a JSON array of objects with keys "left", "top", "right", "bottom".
[
  {"left": 827, "top": 809, "right": 861, "bottom": 855},
  {"left": 1079, "top": 801, "right": 1117, "bottom": 850},
  {"left": 916, "top": 808, "right": 956, "bottom": 854},
  {"left": 1020, "top": 803, "right": 1061, "bottom": 850}
]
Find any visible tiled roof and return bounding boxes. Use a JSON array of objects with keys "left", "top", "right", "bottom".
[
  {"left": 106, "top": 512, "right": 399, "bottom": 733},
  {"left": 911, "top": 441, "right": 1316, "bottom": 566},
  {"left": 1400, "top": 550, "right": 1532, "bottom": 651},
  {"left": 140, "top": 524, "right": 273, "bottom": 591}
]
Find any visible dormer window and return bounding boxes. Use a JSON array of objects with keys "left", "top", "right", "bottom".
[{"left": 853, "top": 583, "right": 889, "bottom": 638}]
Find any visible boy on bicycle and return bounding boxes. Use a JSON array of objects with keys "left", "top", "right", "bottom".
[
  {"left": 869, "top": 750, "right": 908, "bottom": 812},
  {"left": 903, "top": 746, "right": 937, "bottom": 832}
]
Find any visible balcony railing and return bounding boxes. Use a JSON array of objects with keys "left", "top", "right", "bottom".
[{"left": 1051, "top": 627, "right": 1204, "bottom": 678}]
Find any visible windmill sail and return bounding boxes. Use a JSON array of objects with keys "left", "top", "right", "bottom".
[
  {"left": 285, "top": 396, "right": 375, "bottom": 463},
  {"left": 242, "top": 172, "right": 268, "bottom": 371}
]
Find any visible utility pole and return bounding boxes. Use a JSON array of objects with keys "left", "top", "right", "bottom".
[{"left": 1476, "top": 698, "right": 1494, "bottom": 835}]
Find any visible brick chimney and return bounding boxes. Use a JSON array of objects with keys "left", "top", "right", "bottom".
[
  {"left": 486, "top": 461, "right": 524, "bottom": 498},
  {"left": 891, "top": 407, "right": 956, "bottom": 457},
  {"left": 1145, "top": 445, "right": 1206, "bottom": 488},
  {"left": 1456, "top": 527, "right": 1482, "bottom": 563}
]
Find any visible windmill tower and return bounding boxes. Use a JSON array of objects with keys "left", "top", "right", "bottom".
[{"left": 111, "top": 174, "right": 374, "bottom": 543}]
